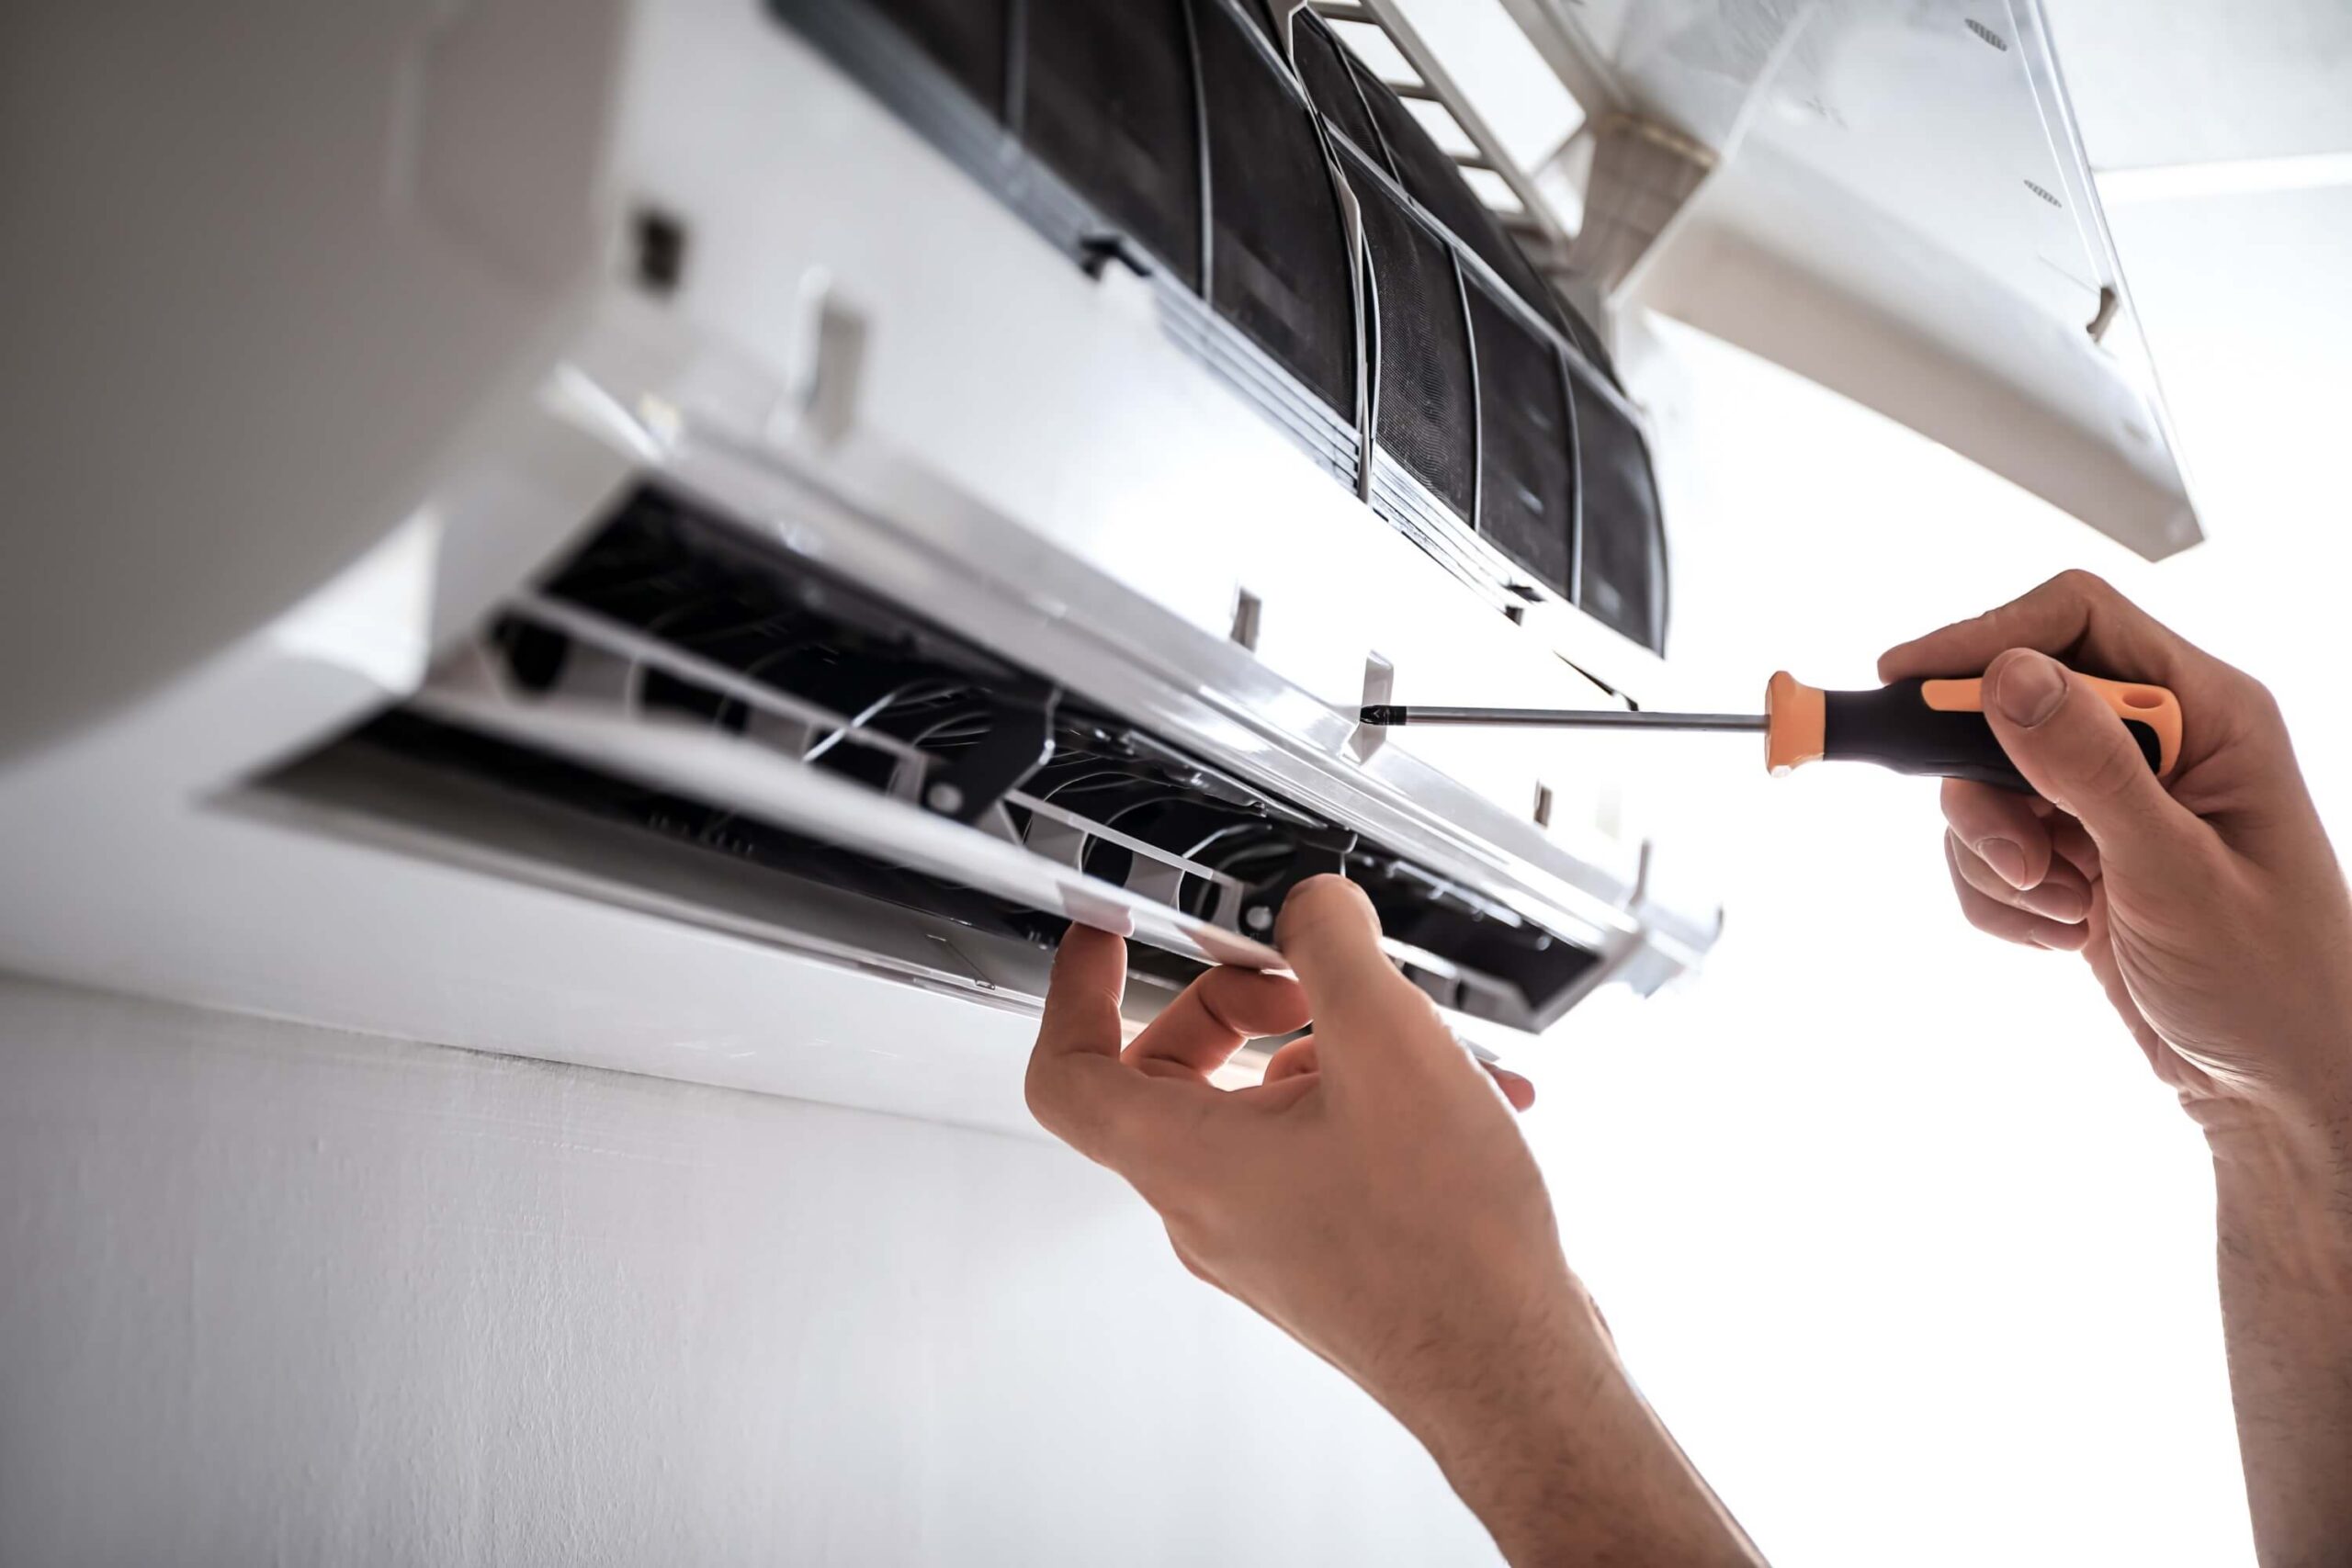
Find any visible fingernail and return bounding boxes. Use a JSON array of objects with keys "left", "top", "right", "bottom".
[
  {"left": 1993, "top": 652, "right": 2066, "bottom": 728},
  {"left": 1978, "top": 838, "right": 2030, "bottom": 889},
  {"left": 2023, "top": 882, "right": 2089, "bottom": 922}
]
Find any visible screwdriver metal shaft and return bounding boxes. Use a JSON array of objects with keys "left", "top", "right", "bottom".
[{"left": 1359, "top": 705, "right": 1768, "bottom": 733}]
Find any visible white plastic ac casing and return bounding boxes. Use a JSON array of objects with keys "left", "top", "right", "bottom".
[{"left": 0, "top": 0, "right": 1718, "bottom": 1133}]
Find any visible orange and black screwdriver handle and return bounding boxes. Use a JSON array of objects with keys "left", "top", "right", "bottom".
[{"left": 1766, "top": 671, "right": 2183, "bottom": 789}]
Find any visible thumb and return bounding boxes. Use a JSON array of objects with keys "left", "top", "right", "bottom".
[
  {"left": 1984, "top": 649, "right": 2199, "bottom": 869},
  {"left": 1272, "top": 875, "right": 1434, "bottom": 1066}
]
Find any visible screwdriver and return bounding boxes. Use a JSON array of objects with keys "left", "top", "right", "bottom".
[{"left": 1359, "top": 671, "right": 2183, "bottom": 791}]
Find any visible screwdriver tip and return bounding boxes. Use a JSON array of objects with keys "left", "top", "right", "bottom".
[{"left": 1359, "top": 705, "right": 1404, "bottom": 727}]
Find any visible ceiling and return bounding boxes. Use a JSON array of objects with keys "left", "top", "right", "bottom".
[{"left": 2043, "top": 0, "right": 2352, "bottom": 170}]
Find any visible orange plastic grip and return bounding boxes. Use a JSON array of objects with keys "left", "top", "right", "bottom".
[
  {"left": 1764, "top": 671, "right": 1826, "bottom": 775},
  {"left": 1918, "top": 673, "right": 2182, "bottom": 779}
]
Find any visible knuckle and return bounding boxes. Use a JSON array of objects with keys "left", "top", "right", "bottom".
[
  {"left": 1021, "top": 1066, "right": 1064, "bottom": 1131},
  {"left": 2049, "top": 568, "right": 2113, "bottom": 604},
  {"left": 1961, "top": 604, "right": 2011, "bottom": 654},
  {"left": 1961, "top": 897, "right": 2012, "bottom": 938},
  {"left": 1165, "top": 1227, "right": 1222, "bottom": 1288},
  {"left": 1189, "top": 974, "right": 1247, "bottom": 1039},
  {"left": 1950, "top": 852, "right": 2001, "bottom": 902},
  {"left": 2233, "top": 671, "right": 2284, "bottom": 724},
  {"left": 1156, "top": 1191, "right": 1211, "bottom": 1247}
]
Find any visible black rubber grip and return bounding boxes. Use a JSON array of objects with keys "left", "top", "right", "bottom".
[{"left": 1822, "top": 679, "right": 2161, "bottom": 791}]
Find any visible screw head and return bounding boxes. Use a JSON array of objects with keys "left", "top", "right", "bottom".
[
  {"left": 1243, "top": 905, "right": 1274, "bottom": 933},
  {"left": 925, "top": 782, "right": 965, "bottom": 815}
]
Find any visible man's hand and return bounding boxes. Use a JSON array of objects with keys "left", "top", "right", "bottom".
[
  {"left": 1881, "top": 570, "right": 2352, "bottom": 1133},
  {"left": 1025, "top": 876, "right": 1761, "bottom": 1567},
  {"left": 1885, "top": 571, "right": 2352, "bottom": 1565}
]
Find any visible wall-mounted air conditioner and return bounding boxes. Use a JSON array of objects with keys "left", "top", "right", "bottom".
[{"left": 0, "top": 0, "right": 1717, "bottom": 1125}]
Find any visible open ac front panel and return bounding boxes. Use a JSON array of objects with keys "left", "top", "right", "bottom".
[
  {"left": 776, "top": 0, "right": 1671, "bottom": 654},
  {"left": 277, "top": 485, "right": 1610, "bottom": 1036},
  {"left": 224, "top": 0, "right": 1714, "bottom": 1067}
]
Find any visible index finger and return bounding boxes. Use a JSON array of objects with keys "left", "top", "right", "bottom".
[
  {"left": 1024, "top": 925, "right": 1164, "bottom": 1164},
  {"left": 1124, "top": 965, "right": 1311, "bottom": 1079},
  {"left": 1034, "top": 923, "right": 1127, "bottom": 1067},
  {"left": 1877, "top": 570, "right": 2202, "bottom": 692}
]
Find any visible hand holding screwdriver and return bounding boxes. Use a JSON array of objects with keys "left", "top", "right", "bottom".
[
  {"left": 1881, "top": 571, "right": 2352, "bottom": 1115},
  {"left": 1885, "top": 571, "right": 2352, "bottom": 1563}
]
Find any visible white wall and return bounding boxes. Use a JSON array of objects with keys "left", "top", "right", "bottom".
[{"left": 0, "top": 976, "right": 1496, "bottom": 1567}]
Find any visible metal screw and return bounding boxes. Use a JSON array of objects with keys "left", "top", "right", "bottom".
[
  {"left": 1243, "top": 905, "right": 1274, "bottom": 933},
  {"left": 925, "top": 782, "right": 964, "bottom": 815}
]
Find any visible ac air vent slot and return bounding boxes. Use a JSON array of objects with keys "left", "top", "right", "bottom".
[{"left": 282, "top": 486, "right": 1602, "bottom": 1032}]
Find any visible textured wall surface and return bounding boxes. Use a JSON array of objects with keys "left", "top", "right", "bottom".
[{"left": 0, "top": 976, "right": 1492, "bottom": 1567}]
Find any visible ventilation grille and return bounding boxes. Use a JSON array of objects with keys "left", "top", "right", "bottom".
[
  {"left": 1351, "top": 148, "right": 1477, "bottom": 521},
  {"left": 1466, "top": 277, "right": 1575, "bottom": 596},
  {"left": 1333, "top": 39, "right": 1566, "bottom": 338},
  {"left": 862, "top": 0, "right": 1010, "bottom": 114},
  {"left": 1195, "top": 0, "right": 1357, "bottom": 412},
  {"left": 1291, "top": 14, "right": 1386, "bottom": 170},
  {"left": 766, "top": 0, "right": 1665, "bottom": 651},
  {"left": 1569, "top": 374, "right": 1667, "bottom": 649},
  {"left": 1023, "top": 0, "right": 1204, "bottom": 289},
  {"left": 318, "top": 487, "right": 1600, "bottom": 1030}
]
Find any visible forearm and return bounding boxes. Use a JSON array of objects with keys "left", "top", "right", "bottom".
[
  {"left": 1402, "top": 1281, "right": 1765, "bottom": 1567},
  {"left": 2209, "top": 1095, "right": 2352, "bottom": 1568}
]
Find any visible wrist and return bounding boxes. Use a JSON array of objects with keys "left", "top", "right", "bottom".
[
  {"left": 2207, "top": 1089, "right": 2352, "bottom": 1297},
  {"left": 2181, "top": 1028, "right": 2352, "bottom": 1155},
  {"left": 1398, "top": 1269, "right": 1610, "bottom": 1473},
  {"left": 1401, "top": 1276, "right": 1762, "bottom": 1567},
  {"left": 2199, "top": 1065, "right": 2350, "bottom": 1171}
]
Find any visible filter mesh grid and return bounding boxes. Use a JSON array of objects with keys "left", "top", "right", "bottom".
[
  {"left": 1353, "top": 154, "right": 1477, "bottom": 519},
  {"left": 1022, "top": 0, "right": 1203, "bottom": 288},
  {"left": 1197, "top": 2, "right": 1356, "bottom": 413}
]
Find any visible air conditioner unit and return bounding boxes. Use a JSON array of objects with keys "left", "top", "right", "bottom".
[{"left": 0, "top": 0, "right": 1719, "bottom": 1125}]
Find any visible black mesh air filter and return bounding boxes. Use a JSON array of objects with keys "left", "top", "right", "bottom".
[
  {"left": 1021, "top": 0, "right": 1203, "bottom": 288},
  {"left": 1569, "top": 372, "right": 1667, "bottom": 651},
  {"left": 1195, "top": 2, "right": 1355, "bottom": 414},
  {"left": 864, "top": 0, "right": 1011, "bottom": 116},
  {"left": 1346, "top": 55, "right": 1562, "bottom": 333},
  {"left": 1466, "top": 280, "right": 1573, "bottom": 595},
  {"left": 1351, "top": 154, "right": 1476, "bottom": 519},
  {"left": 1292, "top": 16, "right": 1385, "bottom": 164},
  {"left": 1556, "top": 300, "right": 1615, "bottom": 385}
]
